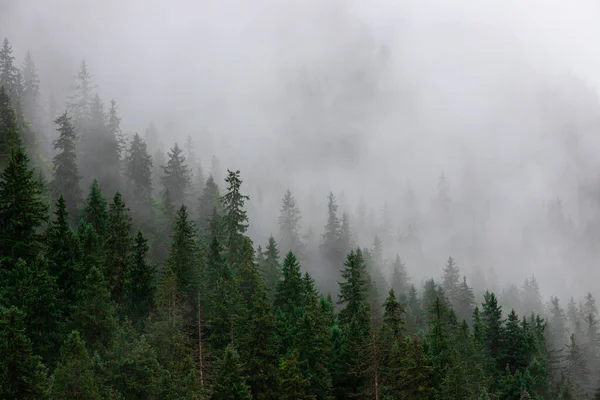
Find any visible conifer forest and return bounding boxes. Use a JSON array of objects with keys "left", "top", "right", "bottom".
[{"left": 5, "top": 1, "right": 600, "bottom": 399}]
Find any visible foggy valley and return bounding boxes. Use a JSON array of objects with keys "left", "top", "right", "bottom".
[{"left": 3, "top": 0, "right": 600, "bottom": 398}]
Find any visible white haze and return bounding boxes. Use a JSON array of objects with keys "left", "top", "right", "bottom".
[{"left": 3, "top": 0, "right": 600, "bottom": 301}]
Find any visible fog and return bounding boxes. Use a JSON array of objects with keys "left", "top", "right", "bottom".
[{"left": 3, "top": 0, "right": 600, "bottom": 301}]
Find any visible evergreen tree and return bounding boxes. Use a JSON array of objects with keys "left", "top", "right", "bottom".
[
  {"left": 45, "top": 195, "right": 81, "bottom": 304},
  {"left": 278, "top": 349, "right": 315, "bottom": 400},
  {"left": 161, "top": 142, "right": 192, "bottom": 207},
  {"left": 104, "top": 191, "right": 133, "bottom": 303},
  {"left": 0, "top": 38, "right": 18, "bottom": 98},
  {"left": 406, "top": 284, "right": 425, "bottom": 333},
  {"left": 334, "top": 249, "right": 372, "bottom": 398},
  {"left": 184, "top": 135, "right": 198, "bottom": 175},
  {"left": 0, "top": 306, "right": 49, "bottom": 399},
  {"left": 107, "top": 99, "right": 126, "bottom": 164},
  {"left": 4, "top": 256, "right": 64, "bottom": 363},
  {"left": 481, "top": 291, "right": 504, "bottom": 373},
  {"left": 20, "top": 51, "right": 40, "bottom": 122},
  {"left": 124, "top": 132, "right": 154, "bottom": 225},
  {"left": 0, "top": 145, "right": 47, "bottom": 264},
  {"left": 278, "top": 189, "right": 305, "bottom": 258},
  {"left": 51, "top": 111, "right": 81, "bottom": 217},
  {"left": 221, "top": 169, "right": 249, "bottom": 270},
  {"left": 197, "top": 174, "right": 220, "bottom": 234},
  {"left": 73, "top": 266, "right": 117, "bottom": 354},
  {"left": 442, "top": 256, "right": 461, "bottom": 307},
  {"left": 124, "top": 230, "right": 156, "bottom": 325},
  {"left": 390, "top": 255, "right": 410, "bottom": 299},
  {"left": 456, "top": 276, "right": 475, "bottom": 324},
  {"left": 0, "top": 86, "right": 20, "bottom": 168},
  {"left": 50, "top": 330, "right": 101, "bottom": 399},
  {"left": 67, "top": 60, "right": 95, "bottom": 127},
  {"left": 564, "top": 333, "right": 590, "bottom": 396},
  {"left": 321, "top": 192, "right": 342, "bottom": 290},
  {"left": 548, "top": 296, "right": 568, "bottom": 351},
  {"left": 212, "top": 344, "right": 252, "bottom": 400},
  {"left": 80, "top": 179, "right": 108, "bottom": 238},
  {"left": 261, "top": 235, "right": 281, "bottom": 296},
  {"left": 274, "top": 251, "right": 305, "bottom": 315}
]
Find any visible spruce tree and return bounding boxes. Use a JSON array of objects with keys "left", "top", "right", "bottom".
[
  {"left": 107, "top": 99, "right": 126, "bottom": 164},
  {"left": 51, "top": 111, "right": 81, "bottom": 217},
  {"left": 456, "top": 276, "right": 475, "bottom": 324},
  {"left": 67, "top": 60, "right": 95, "bottom": 127},
  {"left": 73, "top": 266, "right": 117, "bottom": 354},
  {"left": 277, "top": 349, "right": 315, "bottom": 400},
  {"left": 565, "top": 333, "right": 590, "bottom": 396},
  {"left": 221, "top": 169, "right": 250, "bottom": 271},
  {"left": 50, "top": 330, "right": 101, "bottom": 399},
  {"left": 45, "top": 195, "right": 81, "bottom": 304},
  {"left": 212, "top": 344, "right": 252, "bottom": 400},
  {"left": 20, "top": 51, "right": 40, "bottom": 122},
  {"left": 0, "top": 306, "right": 50, "bottom": 399},
  {"left": 0, "top": 38, "right": 18, "bottom": 99},
  {"left": 5, "top": 256, "right": 64, "bottom": 363},
  {"left": 390, "top": 255, "right": 410, "bottom": 299},
  {"left": 261, "top": 235, "right": 281, "bottom": 296},
  {"left": 161, "top": 142, "right": 192, "bottom": 207},
  {"left": 482, "top": 291, "right": 504, "bottom": 373},
  {"left": 124, "top": 132, "right": 154, "bottom": 226},
  {"left": 442, "top": 256, "right": 461, "bottom": 308},
  {"left": 197, "top": 174, "right": 220, "bottom": 234},
  {"left": 80, "top": 179, "right": 108, "bottom": 238},
  {"left": 0, "top": 145, "right": 47, "bottom": 264},
  {"left": 124, "top": 230, "right": 156, "bottom": 325},
  {"left": 104, "top": 191, "right": 133, "bottom": 304},
  {"left": 321, "top": 192, "right": 342, "bottom": 290},
  {"left": 278, "top": 189, "right": 305, "bottom": 258},
  {"left": 0, "top": 85, "right": 20, "bottom": 168},
  {"left": 548, "top": 296, "right": 568, "bottom": 351},
  {"left": 274, "top": 251, "right": 305, "bottom": 315}
]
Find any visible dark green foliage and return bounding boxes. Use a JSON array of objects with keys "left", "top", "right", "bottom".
[
  {"left": 46, "top": 195, "right": 81, "bottom": 304},
  {"left": 51, "top": 111, "right": 81, "bottom": 217},
  {"left": 0, "top": 38, "right": 19, "bottom": 99},
  {"left": 212, "top": 344, "right": 252, "bottom": 400},
  {"left": 72, "top": 266, "right": 117, "bottom": 354},
  {"left": 50, "top": 330, "right": 101, "bottom": 399},
  {"left": 160, "top": 142, "right": 191, "bottom": 207},
  {"left": 0, "top": 144, "right": 47, "bottom": 264},
  {"left": 456, "top": 276, "right": 475, "bottom": 324},
  {"left": 124, "top": 132, "right": 154, "bottom": 226},
  {"left": 197, "top": 174, "right": 220, "bottom": 234},
  {"left": 261, "top": 235, "right": 281, "bottom": 296},
  {"left": 221, "top": 169, "right": 250, "bottom": 270},
  {"left": 0, "top": 306, "right": 50, "bottom": 399},
  {"left": 278, "top": 349, "right": 316, "bottom": 400},
  {"left": 81, "top": 179, "right": 108, "bottom": 238},
  {"left": 3, "top": 256, "right": 64, "bottom": 363},
  {"left": 0, "top": 85, "right": 21, "bottom": 168},
  {"left": 104, "top": 191, "right": 133, "bottom": 303},
  {"left": 125, "top": 230, "right": 156, "bottom": 325}
]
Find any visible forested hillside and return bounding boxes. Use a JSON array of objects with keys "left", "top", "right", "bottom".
[{"left": 1, "top": 33, "right": 600, "bottom": 400}]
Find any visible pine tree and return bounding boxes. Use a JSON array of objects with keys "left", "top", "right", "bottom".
[
  {"left": 104, "top": 191, "right": 133, "bottom": 304},
  {"left": 565, "top": 333, "right": 590, "bottom": 396},
  {"left": 45, "top": 195, "right": 81, "bottom": 304},
  {"left": 278, "top": 189, "right": 305, "bottom": 258},
  {"left": 0, "top": 38, "right": 19, "bottom": 99},
  {"left": 262, "top": 235, "right": 281, "bottom": 296},
  {"left": 406, "top": 284, "right": 425, "bottom": 333},
  {"left": 107, "top": 99, "right": 126, "bottom": 164},
  {"left": 80, "top": 179, "right": 108, "bottom": 238},
  {"left": 456, "top": 276, "right": 475, "bottom": 324},
  {"left": 321, "top": 192, "right": 342, "bottom": 290},
  {"left": 334, "top": 249, "right": 372, "bottom": 398},
  {"left": 51, "top": 111, "right": 81, "bottom": 217},
  {"left": 221, "top": 169, "right": 249, "bottom": 271},
  {"left": 0, "top": 86, "right": 20, "bottom": 168},
  {"left": 0, "top": 306, "right": 50, "bottom": 399},
  {"left": 73, "top": 266, "right": 117, "bottom": 354},
  {"left": 274, "top": 251, "right": 305, "bottom": 315},
  {"left": 124, "top": 230, "right": 156, "bottom": 325},
  {"left": 4, "top": 256, "right": 65, "bottom": 363},
  {"left": 124, "top": 132, "right": 154, "bottom": 227},
  {"left": 390, "top": 255, "right": 410, "bottom": 299},
  {"left": 20, "top": 51, "right": 40, "bottom": 121},
  {"left": 0, "top": 145, "right": 47, "bottom": 264},
  {"left": 442, "top": 256, "right": 461, "bottom": 307},
  {"left": 482, "top": 291, "right": 504, "bottom": 373},
  {"left": 161, "top": 142, "right": 192, "bottom": 207},
  {"left": 67, "top": 60, "right": 95, "bottom": 128},
  {"left": 50, "top": 330, "right": 101, "bottom": 399},
  {"left": 278, "top": 349, "right": 315, "bottom": 400},
  {"left": 197, "top": 174, "right": 220, "bottom": 234},
  {"left": 212, "top": 344, "right": 252, "bottom": 400}
]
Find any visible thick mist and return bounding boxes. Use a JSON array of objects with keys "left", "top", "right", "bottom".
[{"left": 3, "top": 0, "right": 600, "bottom": 301}]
